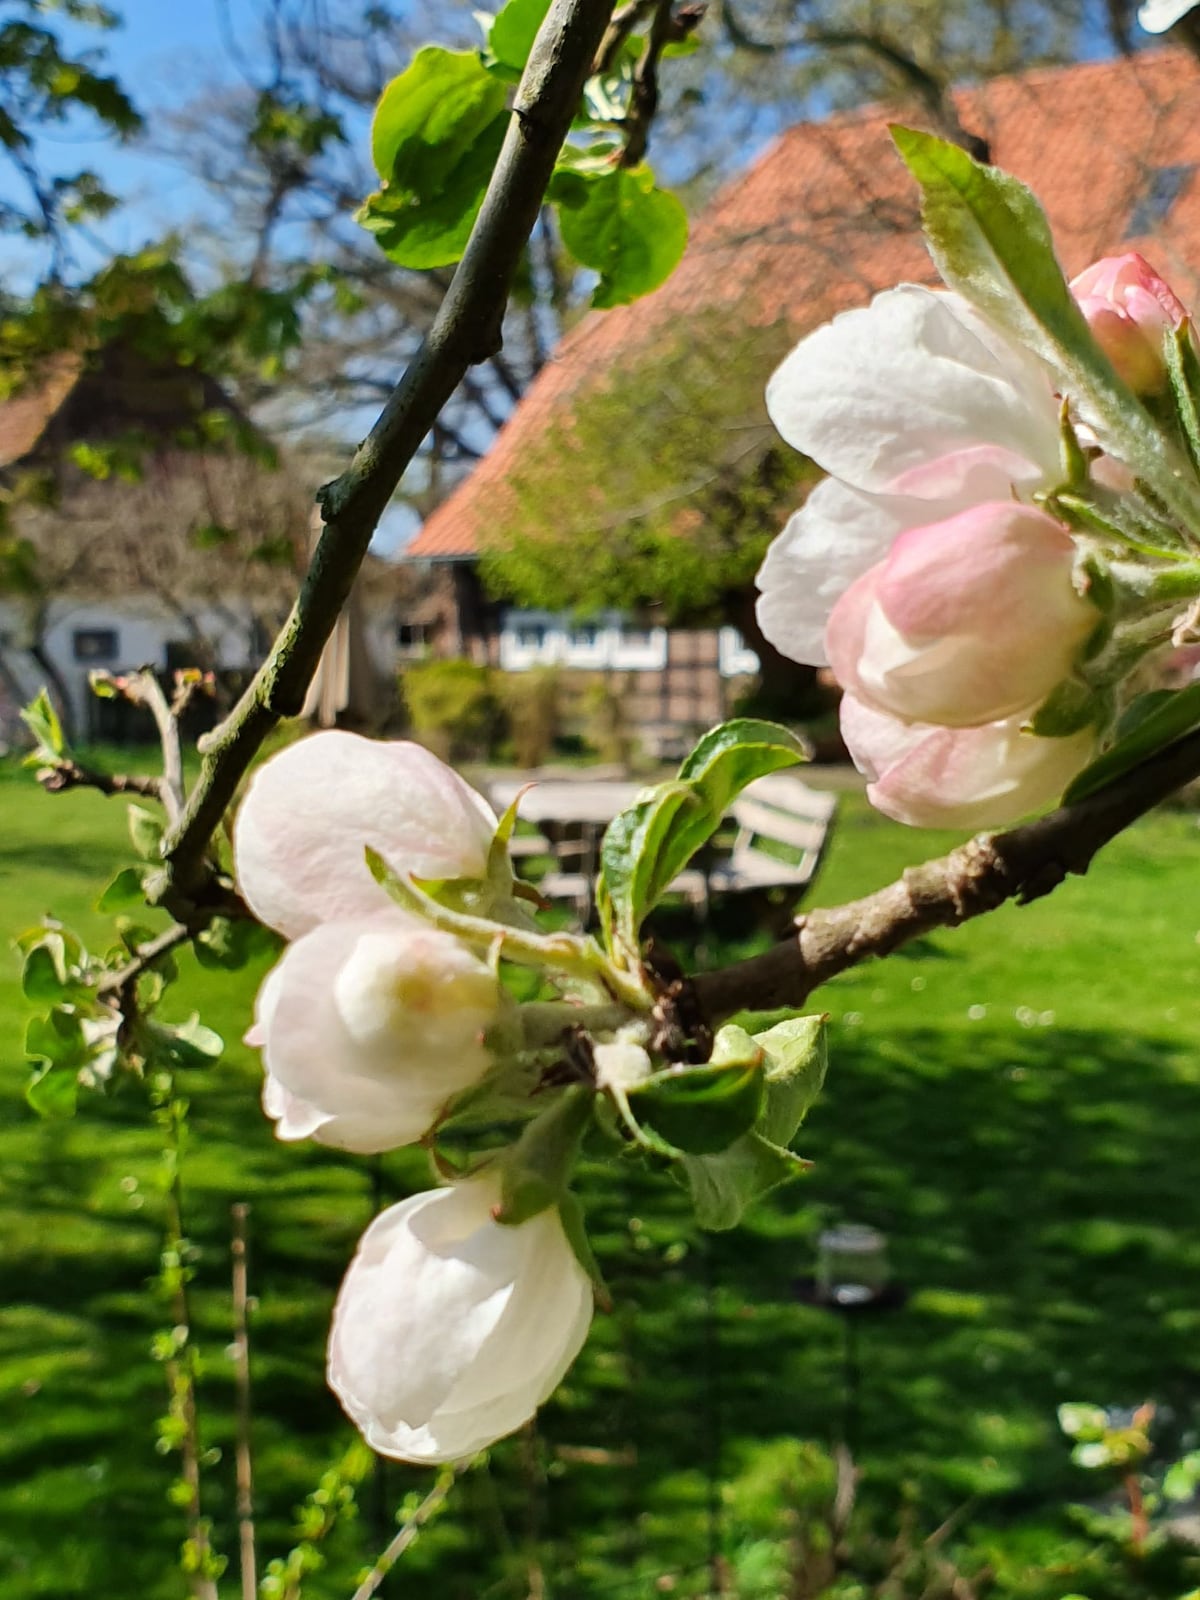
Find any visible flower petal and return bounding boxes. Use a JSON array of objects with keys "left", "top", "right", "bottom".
[
  {"left": 765, "top": 285, "right": 1060, "bottom": 493},
  {"left": 234, "top": 730, "right": 497, "bottom": 939}
]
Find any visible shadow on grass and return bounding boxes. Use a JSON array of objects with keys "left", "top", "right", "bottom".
[{"left": 4, "top": 1018, "right": 1199, "bottom": 1599}]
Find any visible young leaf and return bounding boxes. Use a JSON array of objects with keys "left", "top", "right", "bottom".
[
  {"left": 1062, "top": 682, "right": 1200, "bottom": 804},
  {"left": 144, "top": 1014, "right": 225, "bottom": 1071},
  {"left": 97, "top": 866, "right": 147, "bottom": 912},
  {"left": 682, "top": 1133, "right": 810, "bottom": 1231},
  {"left": 360, "top": 48, "right": 508, "bottom": 269},
  {"left": 629, "top": 1058, "right": 764, "bottom": 1156},
  {"left": 753, "top": 1015, "right": 828, "bottom": 1147},
  {"left": 26, "top": 1063, "right": 79, "bottom": 1119},
  {"left": 598, "top": 719, "right": 808, "bottom": 958},
  {"left": 19, "top": 687, "right": 65, "bottom": 759},
  {"left": 488, "top": 0, "right": 552, "bottom": 71},
  {"left": 128, "top": 804, "right": 164, "bottom": 861},
  {"left": 193, "top": 916, "right": 278, "bottom": 971},
  {"left": 550, "top": 165, "right": 687, "bottom": 309},
  {"left": 22, "top": 942, "right": 67, "bottom": 1002},
  {"left": 891, "top": 127, "right": 1200, "bottom": 532}
]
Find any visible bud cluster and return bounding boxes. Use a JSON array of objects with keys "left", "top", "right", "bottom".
[{"left": 756, "top": 255, "right": 1200, "bottom": 828}]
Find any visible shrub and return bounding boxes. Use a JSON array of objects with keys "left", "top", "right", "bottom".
[
  {"left": 401, "top": 658, "right": 499, "bottom": 761},
  {"left": 495, "top": 667, "right": 561, "bottom": 768}
]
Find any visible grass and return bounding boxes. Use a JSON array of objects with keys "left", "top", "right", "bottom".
[{"left": 2, "top": 751, "right": 1200, "bottom": 1598}]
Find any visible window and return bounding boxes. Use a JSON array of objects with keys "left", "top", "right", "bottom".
[
  {"left": 72, "top": 627, "right": 118, "bottom": 663},
  {"left": 1127, "top": 165, "right": 1195, "bottom": 236},
  {"left": 568, "top": 624, "right": 599, "bottom": 648},
  {"left": 396, "top": 621, "right": 430, "bottom": 658},
  {"left": 516, "top": 623, "right": 547, "bottom": 650}
]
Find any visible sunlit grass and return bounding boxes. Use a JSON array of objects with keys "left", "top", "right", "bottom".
[{"left": 2, "top": 752, "right": 1200, "bottom": 1597}]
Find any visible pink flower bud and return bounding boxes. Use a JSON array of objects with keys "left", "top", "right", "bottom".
[
  {"left": 825, "top": 502, "right": 1095, "bottom": 728},
  {"left": 840, "top": 695, "right": 1096, "bottom": 830},
  {"left": 1070, "top": 253, "right": 1188, "bottom": 394}
]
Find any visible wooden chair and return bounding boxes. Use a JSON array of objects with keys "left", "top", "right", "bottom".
[{"left": 706, "top": 774, "right": 837, "bottom": 907}]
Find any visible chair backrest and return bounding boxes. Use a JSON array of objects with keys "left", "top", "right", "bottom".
[{"left": 729, "top": 776, "right": 838, "bottom": 881}]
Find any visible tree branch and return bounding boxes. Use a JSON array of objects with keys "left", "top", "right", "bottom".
[
  {"left": 156, "top": 0, "right": 618, "bottom": 913},
  {"left": 35, "top": 760, "right": 169, "bottom": 805},
  {"left": 693, "top": 728, "right": 1200, "bottom": 1022}
]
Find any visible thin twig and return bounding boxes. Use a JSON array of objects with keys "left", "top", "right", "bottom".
[
  {"left": 231, "top": 1202, "right": 256, "bottom": 1600},
  {"left": 34, "top": 758, "right": 169, "bottom": 804},
  {"left": 155, "top": 0, "right": 618, "bottom": 917},
  {"left": 692, "top": 726, "right": 1200, "bottom": 1021},
  {"left": 349, "top": 1463, "right": 468, "bottom": 1600},
  {"left": 98, "top": 923, "right": 192, "bottom": 1003}
]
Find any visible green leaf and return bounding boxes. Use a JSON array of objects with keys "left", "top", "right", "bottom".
[
  {"left": 629, "top": 1056, "right": 764, "bottom": 1155},
  {"left": 494, "top": 1085, "right": 593, "bottom": 1224},
  {"left": 598, "top": 718, "right": 807, "bottom": 958},
  {"left": 1165, "top": 319, "right": 1200, "bottom": 477},
  {"left": 550, "top": 164, "right": 688, "bottom": 309},
  {"left": 1062, "top": 682, "right": 1200, "bottom": 804},
  {"left": 488, "top": 0, "right": 551, "bottom": 71},
  {"left": 25, "top": 1007, "right": 86, "bottom": 1068},
  {"left": 360, "top": 48, "right": 508, "bottom": 269},
  {"left": 683, "top": 1133, "right": 809, "bottom": 1231},
  {"left": 97, "top": 866, "right": 147, "bottom": 912},
  {"left": 26, "top": 1063, "right": 79, "bottom": 1118},
  {"left": 22, "top": 941, "right": 66, "bottom": 1001},
  {"left": 19, "top": 687, "right": 64, "bottom": 759},
  {"left": 1057, "top": 1402, "right": 1109, "bottom": 1441},
  {"left": 145, "top": 1014, "right": 224, "bottom": 1071},
  {"left": 890, "top": 127, "right": 1200, "bottom": 532},
  {"left": 753, "top": 1015, "right": 828, "bottom": 1146},
  {"left": 194, "top": 916, "right": 277, "bottom": 971},
  {"left": 1026, "top": 677, "right": 1104, "bottom": 739},
  {"left": 127, "top": 804, "right": 164, "bottom": 861}
]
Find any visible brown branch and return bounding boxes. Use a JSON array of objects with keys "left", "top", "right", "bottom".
[
  {"left": 35, "top": 759, "right": 169, "bottom": 804},
  {"left": 155, "top": 0, "right": 618, "bottom": 917},
  {"left": 693, "top": 728, "right": 1200, "bottom": 1022},
  {"left": 99, "top": 923, "right": 193, "bottom": 1006}
]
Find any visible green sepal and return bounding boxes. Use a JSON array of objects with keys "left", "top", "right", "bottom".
[
  {"left": 1165, "top": 318, "right": 1200, "bottom": 477},
  {"left": 1058, "top": 400, "right": 1088, "bottom": 489},
  {"left": 493, "top": 1084, "right": 594, "bottom": 1225},
  {"left": 1063, "top": 682, "right": 1200, "bottom": 804},
  {"left": 1026, "top": 677, "right": 1105, "bottom": 739},
  {"left": 558, "top": 1189, "right": 610, "bottom": 1308}
]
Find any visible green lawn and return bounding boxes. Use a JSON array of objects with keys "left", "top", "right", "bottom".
[{"left": 2, "top": 753, "right": 1200, "bottom": 1598}]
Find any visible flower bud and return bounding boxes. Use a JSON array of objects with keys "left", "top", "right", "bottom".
[
  {"left": 839, "top": 694, "right": 1096, "bottom": 830},
  {"left": 1070, "top": 253, "right": 1188, "bottom": 394},
  {"left": 328, "top": 1174, "right": 593, "bottom": 1463},
  {"left": 250, "top": 911, "right": 501, "bottom": 1153},
  {"left": 234, "top": 730, "right": 498, "bottom": 941},
  {"left": 825, "top": 502, "right": 1095, "bottom": 728}
]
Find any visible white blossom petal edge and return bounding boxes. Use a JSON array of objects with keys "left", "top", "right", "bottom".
[
  {"left": 234, "top": 730, "right": 498, "bottom": 940},
  {"left": 328, "top": 1175, "right": 594, "bottom": 1464}
]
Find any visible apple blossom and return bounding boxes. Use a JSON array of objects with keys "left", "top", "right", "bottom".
[
  {"left": 825, "top": 502, "right": 1097, "bottom": 727},
  {"left": 233, "top": 729, "right": 499, "bottom": 941},
  {"left": 1069, "top": 253, "right": 1188, "bottom": 394},
  {"left": 248, "top": 911, "right": 502, "bottom": 1154},
  {"left": 1137, "top": 0, "right": 1197, "bottom": 33},
  {"left": 840, "top": 695, "right": 1096, "bottom": 830},
  {"left": 328, "top": 1173, "right": 593, "bottom": 1463},
  {"left": 755, "top": 283, "right": 1099, "bottom": 826}
]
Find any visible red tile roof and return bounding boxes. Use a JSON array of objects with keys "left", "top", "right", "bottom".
[
  {"left": 407, "top": 47, "right": 1200, "bottom": 562},
  {"left": 0, "top": 350, "right": 85, "bottom": 470}
]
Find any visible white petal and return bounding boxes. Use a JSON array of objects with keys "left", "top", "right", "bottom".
[
  {"left": 1138, "top": 0, "right": 1196, "bottom": 30},
  {"left": 766, "top": 285, "right": 1061, "bottom": 493},
  {"left": 254, "top": 914, "right": 497, "bottom": 1154},
  {"left": 328, "top": 1180, "right": 594, "bottom": 1465},
  {"left": 234, "top": 730, "right": 497, "bottom": 939}
]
